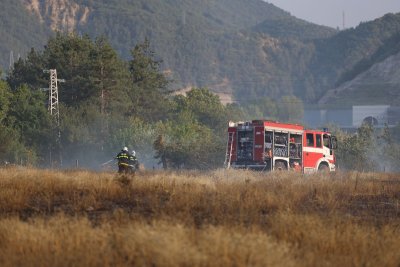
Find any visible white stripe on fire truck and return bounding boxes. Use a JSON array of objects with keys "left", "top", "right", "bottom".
[{"left": 303, "top": 147, "right": 329, "bottom": 153}]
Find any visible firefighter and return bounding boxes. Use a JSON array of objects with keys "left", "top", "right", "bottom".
[
  {"left": 116, "top": 147, "right": 131, "bottom": 174},
  {"left": 129, "top": 150, "right": 139, "bottom": 173}
]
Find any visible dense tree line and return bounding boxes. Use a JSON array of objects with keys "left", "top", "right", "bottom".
[
  {"left": 1, "top": 33, "right": 400, "bottom": 172},
  {"left": 1, "top": 33, "right": 244, "bottom": 169}
]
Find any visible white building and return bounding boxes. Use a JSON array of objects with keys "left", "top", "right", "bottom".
[
  {"left": 304, "top": 105, "right": 399, "bottom": 130},
  {"left": 352, "top": 105, "right": 390, "bottom": 127}
]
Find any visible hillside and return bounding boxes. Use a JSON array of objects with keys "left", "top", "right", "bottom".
[
  {"left": 1, "top": 0, "right": 335, "bottom": 101},
  {"left": 1, "top": 0, "right": 400, "bottom": 105},
  {"left": 64, "top": 0, "right": 336, "bottom": 101},
  {"left": 252, "top": 16, "right": 335, "bottom": 40},
  {"left": 311, "top": 13, "right": 400, "bottom": 98},
  {"left": 319, "top": 51, "right": 400, "bottom": 106},
  {"left": 318, "top": 15, "right": 400, "bottom": 106},
  {"left": 0, "top": 0, "right": 51, "bottom": 74}
]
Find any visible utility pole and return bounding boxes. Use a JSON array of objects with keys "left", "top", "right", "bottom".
[
  {"left": 43, "top": 69, "right": 65, "bottom": 167},
  {"left": 182, "top": 10, "right": 186, "bottom": 25},
  {"left": 9, "top": 51, "right": 14, "bottom": 70},
  {"left": 342, "top": 10, "right": 346, "bottom": 30}
]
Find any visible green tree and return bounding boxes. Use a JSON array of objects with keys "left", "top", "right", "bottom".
[
  {"left": 7, "top": 85, "right": 51, "bottom": 150},
  {"left": 8, "top": 33, "right": 130, "bottom": 112},
  {"left": 43, "top": 33, "right": 129, "bottom": 111},
  {"left": 173, "top": 88, "right": 228, "bottom": 130},
  {"left": 1, "top": 84, "right": 50, "bottom": 164},
  {"left": 376, "top": 124, "right": 400, "bottom": 172},
  {"left": 88, "top": 36, "right": 131, "bottom": 114},
  {"left": 0, "top": 80, "right": 25, "bottom": 163},
  {"left": 335, "top": 123, "right": 377, "bottom": 171},
  {"left": 153, "top": 112, "right": 224, "bottom": 169},
  {"left": 0, "top": 80, "right": 11, "bottom": 123},
  {"left": 0, "top": 124, "right": 30, "bottom": 164},
  {"left": 127, "top": 39, "right": 170, "bottom": 121},
  {"left": 7, "top": 48, "right": 47, "bottom": 91}
]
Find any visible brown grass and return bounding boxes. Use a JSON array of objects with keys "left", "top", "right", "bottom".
[{"left": 0, "top": 167, "right": 399, "bottom": 266}]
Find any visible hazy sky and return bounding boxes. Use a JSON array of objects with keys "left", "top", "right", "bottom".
[{"left": 265, "top": 0, "right": 400, "bottom": 29}]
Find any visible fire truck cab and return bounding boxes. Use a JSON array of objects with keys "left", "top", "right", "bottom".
[{"left": 225, "top": 120, "right": 337, "bottom": 173}]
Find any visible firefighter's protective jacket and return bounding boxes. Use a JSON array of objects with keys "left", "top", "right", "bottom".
[
  {"left": 129, "top": 155, "right": 139, "bottom": 169},
  {"left": 116, "top": 151, "right": 131, "bottom": 167}
]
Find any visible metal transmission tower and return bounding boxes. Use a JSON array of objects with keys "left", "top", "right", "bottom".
[
  {"left": 44, "top": 69, "right": 65, "bottom": 127},
  {"left": 43, "top": 69, "right": 65, "bottom": 167}
]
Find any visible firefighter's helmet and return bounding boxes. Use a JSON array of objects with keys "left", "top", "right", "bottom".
[
  {"left": 122, "top": 146, "right": 128, "bottom": 152},
  {"left": 131, "top": 150, "right": 136, "bottom": 156}
]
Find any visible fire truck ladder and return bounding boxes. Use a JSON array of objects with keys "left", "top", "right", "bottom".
[{"left": 224, "top": 132, "right": 235, "bottom": 169}]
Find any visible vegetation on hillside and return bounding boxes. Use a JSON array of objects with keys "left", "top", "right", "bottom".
[
  {"left": 313, "top": 13, "right": 400, "bottom": 100},
  {"left": 0, "top": 168, "right": 399, "bottom": 266},
  {"left": 0, "top": 0, "right": 51, "bottom": 74},
  {"left": 336, "top": 31, "right": 400, "bottom": 85},
  {"left": 2, "top": 0, "right": 400, "bottom": 107},
  {"left": 253, "top": 16, "right": 335, "bottom": 40},
  {"left": 80, "top": 6, "right": 400, "bottom": 105}
]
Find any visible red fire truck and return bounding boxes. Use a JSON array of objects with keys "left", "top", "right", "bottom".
[{"left": 224, "top": 120, "right": 337, "bottom": 173}]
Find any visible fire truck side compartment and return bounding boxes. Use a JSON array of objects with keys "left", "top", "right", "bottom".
[{"left": 227, "top": 120, "right": 335, "bottom": 173}]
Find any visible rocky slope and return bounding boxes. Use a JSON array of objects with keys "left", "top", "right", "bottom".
[
  {"left": 319, "top": 51, "right": 400, "bottom": 106},
  {"left": 23, "top": 0, "right": 90, "bottom": 32}
]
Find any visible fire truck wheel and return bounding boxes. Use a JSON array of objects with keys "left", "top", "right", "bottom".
[
  {"left": 318, "top": 164, "right": 329, "bottom": 172},
  {"left": 275, "top": 161, "right": 287, "bottom": 171}
]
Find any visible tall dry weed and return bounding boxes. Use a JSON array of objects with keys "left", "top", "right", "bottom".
[
  {"left": 0, "top": 167, "right": 399, "bottom": 266},
  {"left": 0, "top": 215, "right": 295, "bottom": 267}
]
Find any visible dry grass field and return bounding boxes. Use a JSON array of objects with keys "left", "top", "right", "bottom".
[{"left": 0, "top": 167, "right": 399, "bottom": 267}]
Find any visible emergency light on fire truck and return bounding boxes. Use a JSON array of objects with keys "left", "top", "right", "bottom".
[{"left": 224, "top": 120, "right": 337, "bottom": 173}]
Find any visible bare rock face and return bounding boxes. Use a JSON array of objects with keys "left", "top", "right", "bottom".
[
  {"left": 319, "top": 51, "right": 400, "bottom": 105},
  {"left": 22, "top": 0, "right": 90, "bottom": 32}
]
